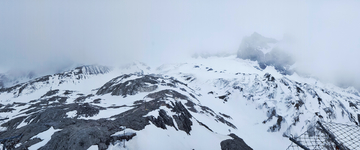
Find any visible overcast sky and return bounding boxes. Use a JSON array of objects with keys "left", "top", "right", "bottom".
[{"left": 1, "top": 1, "right": 360, "bottom": 90}]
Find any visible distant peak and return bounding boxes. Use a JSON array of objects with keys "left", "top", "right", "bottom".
[
  {"left": 237, "top": 33, "right": 294, "bottom": 75},
  {"left": 74, "top": 64, "right": 111, "bottom": 75}
]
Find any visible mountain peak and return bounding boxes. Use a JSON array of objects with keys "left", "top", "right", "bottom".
[{"left": 237, "top": 33, "right": 294, "bottom": 75}]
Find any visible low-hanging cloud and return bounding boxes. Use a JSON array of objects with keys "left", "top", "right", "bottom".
[{"left": 1, "top": 1, "right": 360, "bottom": 90}]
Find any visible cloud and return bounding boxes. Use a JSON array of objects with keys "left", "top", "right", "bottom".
[{"left": 0, "top": 0, "right": 360, "bottom": 90}]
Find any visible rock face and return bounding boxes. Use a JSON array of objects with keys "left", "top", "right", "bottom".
[
  {"left": 96, "top": 74, "right": 159, "bottom": 97},
  {"left": 237, "top": 32, "right": 294, "bottom": 75},
  {"left": 0, "top": 73, "right": 243, "bottom": 150},
  {"left": 0, "top": 65, "right": 111, "bottom": 97},
  {"left": 1, "top": 57, "right": 359, "bottom": 149},
  {"left": 220, "top": 134, "right": 253, "bottom": 150}
]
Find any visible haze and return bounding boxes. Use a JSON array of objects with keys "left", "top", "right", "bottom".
[{"left": 1, "top": 1, "right": 360, "bottom": 90}]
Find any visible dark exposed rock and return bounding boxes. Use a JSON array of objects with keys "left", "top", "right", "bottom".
[
  {"left": 220, "top": 133, "right": 253, "bottom": 150},
  {"left": 185, "top": 100, "right": 197, "bottom": 113},
  {"left": 197, "top": 120, "right": 213, "bottom": 132},
  {"left": 159, "top": 109, "right": 175, "bottom": 127},
  {"left": 92, "top": 98, "right": 101, "bottom": 104},
  {"left": 1, "top": 116, "right": 27, "bottom": 130},
  {"left": 317, "top": 97, "right": 322, "bottom": 105},
  {"left": 149, "top": 109, "right": 176, "bottom": 130},
  {"left": 268, "top": 116, "right": 283, "bottom": 132},
  {"left": 149, "top": 115, "right": 166, "bottom": 129},
  {"left": 200, "top": 106, "right": 215, "bottom": 116},
  {"left": 48, "top": 96, "right": 68, "bottom": 103},
  {"left": 74, "top": 94, "right": 94, "bottom": 103},
  {"left": 263, "top": 108, "right": 277, "bottom": 123},
  {"left": 171, "top": 102, "right": 193, "bottom": 134},
  {"left": 0, "top": 107, "right": 16, "bottom": 113},
  {"left": 0, "top": 103, "right": 27, "bottom": 113},
  {"left": 41, "top": 89, "right": 60, "bottom": 98},
  {"left": 296, "top": 86, "right": 304, "bottom": 94},
  {"left": 219, "top": 112, "right": 232, "bottom": 119},
  {"left": 217, "top": 92, "right": 231, "bottom": 102},
  {"left": 294, "top": 100, "right": 304, "bottom": 110},
  {"left": 315, "top": 112, "right": 323, "bottom": 119},
  {"left": 109, "top": 132, "right": 136, "bottom": 145},
  {"left": 264, "top": 73, "right": 275, "bottom": 82},
  {"left": 349, "top": 102, "right": 358, "bottom": 109},
  {"left": 173, "top": 113, "right": 192, "bottom": 135},
  {"left": 76, "top": 103, "right": 103, "bottom": 118},
  {"left": 147, "top": 89, "right": 188, "bottom": 100},
  {"left": 39, "top": 123, "right": 111, "bottom": 150},
  {"left": 216, "top": 116, "right": 237, "bottom": 129},
  {"left": 172, "top": 102, "right": 192, "bottom": 118},
  {"left": 63, "top": 90, "right": 73, "bottom": 95},
  {"left": 323, "top": 107, "right": 336, "bottom": 119},
  {"left": 97, "top": 74, "right": 159, "bottom": 97},
  {"left": 1, "top": 98, "right": 165, "bottom": 150}
]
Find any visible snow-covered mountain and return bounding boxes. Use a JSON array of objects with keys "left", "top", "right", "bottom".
[
  {"left": 237, "top": 32, "right": 294, "bottom": 75},
  {"left": 0, "top": 71, "right": 37, "bottom": 89},
  {"left": 0, "top": 33, "right": 359, "bottom": 150},
  {"left": 0, "top": 56, "right": 359, "bottom": 150}
]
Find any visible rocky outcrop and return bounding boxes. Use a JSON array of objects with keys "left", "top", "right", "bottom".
[
  {"left": 221, "top": 133, "right": 253, "bottom": 150},
  {"left": 96, "top": 74, "right": 159, "bottom": 97},
  {"left": 0, "top": 65, "right": 111, "bottom": 97}
]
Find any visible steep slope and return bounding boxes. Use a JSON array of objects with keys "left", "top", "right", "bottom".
[
  {"left": 0, "top": 56, "right": 359, "bottom": 150},
  {"left": 0, "top": 71, "right": 37, "bottom": 89},
  {"left": 0, "top": 64, "right": 251, "bottom": 150},
  {"left": 156, "top": 55, "right": 360, "bottom": 149}
]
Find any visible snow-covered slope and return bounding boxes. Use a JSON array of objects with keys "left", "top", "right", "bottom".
[
  {"left": 0, "top": 71, "right": 37, "bottom": 89},
  {"left": 0, "top": 56, "right": 359, "bottom": 150}
]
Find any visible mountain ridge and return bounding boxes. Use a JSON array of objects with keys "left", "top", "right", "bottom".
[{"left": 0, "top": 55, "right": 359, "bottom": 149}]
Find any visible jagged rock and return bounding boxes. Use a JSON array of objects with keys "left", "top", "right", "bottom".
[
  {"left": 149, "top": 109, "right": 176, "bottom": 130},
  {"left": 76, "top": 103, "right": 102, "bottom": 118},
  {"left": 173, "top": 113, "right": 192, "bottom": 134},
  {"left": 41, "top": 89, "right": 59, "bottom": 98},
  {"left": 220, "top": 133, "right": 253, "bottom": 150},
  {"left": 74, "top": 94, "right": 94, "bottom": 103},
  {"left": 96, "top": 74, "right": 159, "bottom": 97},
  {"left": 268, "top": 116, "right": 283, "bottom": 132},
  {"left": 147, "top": 89, "right": 188, "bottom": 100},
  {"left": 171, "top": 102, "right": 193, "bottom": 134}
]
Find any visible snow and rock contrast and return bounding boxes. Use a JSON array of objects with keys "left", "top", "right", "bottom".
[{"left": 0, "top": 35, "right": 359, "bottom": 150}]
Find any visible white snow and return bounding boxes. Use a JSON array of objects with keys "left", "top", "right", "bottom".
[
  {"left": 1, "top": 55, "right": 359, "bottom": 150},
  {"left": 28, "top": 126, "right": 62, "bottom": 150},
  {"left": 87, "top": 145, "right": 99, "bottom": 150},
  {"left": 66, "top": 110, "right": 77, "bottom": 118},
  {"left": 107, "top": 122, "right": 230, "bottom": 150}
]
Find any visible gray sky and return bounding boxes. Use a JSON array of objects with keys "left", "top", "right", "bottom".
[{"left": 1, "top": 1, "right": 360, "bottom": 90}]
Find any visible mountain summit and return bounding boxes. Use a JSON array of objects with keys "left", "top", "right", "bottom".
[
  {"left": 0, "top": 35, "right": 359, "bottom": 150},
  {"left": 237, "top": 32, "right": 294, "bottom": 75}
]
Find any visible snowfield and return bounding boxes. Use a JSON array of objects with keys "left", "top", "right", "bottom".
[{"left": 0, "top": 56, "right": 359, "bottom": 150}]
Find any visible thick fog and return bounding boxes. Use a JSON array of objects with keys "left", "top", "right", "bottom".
[{"left": 1, "top": 1, "right": 360, "bottom": 90}]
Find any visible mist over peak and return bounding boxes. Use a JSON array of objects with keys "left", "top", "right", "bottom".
[
  {"left": 237, "top": 32, "right": 294, "bottom": 75},
  {"left": 1, "top": 1, "right": 360, "bottom": 91},
  {"left": 240, "top": 32, "right": 278, "bottom": 52}
]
